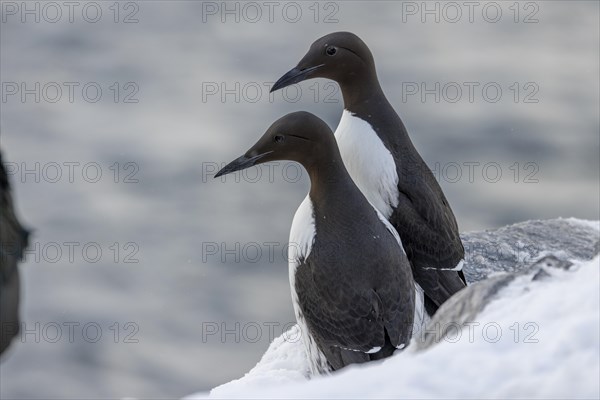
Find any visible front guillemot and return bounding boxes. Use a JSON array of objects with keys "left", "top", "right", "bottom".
[
  {"left": 271, "top": 32, "right": 466, "bottom": 316},
  {"left": 215, "top": 112, "right": 417, "bottom": 374}
]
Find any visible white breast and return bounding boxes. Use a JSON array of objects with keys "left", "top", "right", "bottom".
[
  {"left": 288, "top": 196, "right": 330, "bottom": 375},
  {"left": 334, "top": 110, "right": 400, "bottom": 219},
  {"left": 289, "top": 196, "right": 316, "bottom": 270}
]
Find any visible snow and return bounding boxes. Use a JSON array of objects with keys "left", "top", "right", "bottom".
[{"left": 185, "top": 219, "right": 600, "bottom": 399}]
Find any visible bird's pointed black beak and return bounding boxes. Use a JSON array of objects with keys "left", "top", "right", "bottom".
[
  {"left": 214, "top": 152, "right": 273, "bottom": 178},
  {"left": 270, "top": 64, "right": 324, "bottom": 92}
]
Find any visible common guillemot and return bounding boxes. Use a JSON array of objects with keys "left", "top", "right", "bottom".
[
  {"left": 215, "top": 112, "right": 417, "bottom": 374},
  {"left": 271, "top": 32, "right": 466, "bottom": 316}
]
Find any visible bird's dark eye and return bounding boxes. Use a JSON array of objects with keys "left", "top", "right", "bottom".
[
  {"left": 326, "top": 46, "right": 337, "bottom": 56},
  {"left": 273, "top": 135, "right": 285, "bottom": 143}
]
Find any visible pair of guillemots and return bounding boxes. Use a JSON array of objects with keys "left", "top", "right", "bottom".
[{"left": 216, "top": 32, "right": 466, "bottom": 375}]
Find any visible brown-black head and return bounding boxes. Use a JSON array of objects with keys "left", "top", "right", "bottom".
[
  {"left": 271, "top": 32, "right": 375, "bottom": 92},
  {"left": 214, "top": 112, "right": 335, "bottom": 178}
]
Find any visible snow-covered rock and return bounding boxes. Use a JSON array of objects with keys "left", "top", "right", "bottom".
[
  {"left": 186, "top": 218, "right": 600, "bottom": 399},
  {"left": 415, "top": 254, "right": 574, "bottom": 351},
  {"left": 460, "top": 217, "right": 599, "bottom": 282}
]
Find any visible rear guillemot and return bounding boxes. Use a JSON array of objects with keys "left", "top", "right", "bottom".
[
  {"left": 215, "top": 112, "right": 417, "bottom": 374},
  {"left": 271, "top": 32, "right": 466, "bottom": 317}
]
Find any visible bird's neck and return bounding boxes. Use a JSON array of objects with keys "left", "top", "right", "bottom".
[
  {"left": 306, "top": 155, "right": 374, "bottom": 235},
  {"left": 306, "top": 155, "right": 356, "bottom": 207},
  {"left": 339, "top": 72, "right": 387, "bottom": 111}
]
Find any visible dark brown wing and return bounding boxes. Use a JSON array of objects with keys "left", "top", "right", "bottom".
[
  {"left": 294, "top": 253, "right": 413, "bottom": 371},
  {"left": 390, "top": 176, "right": 466, "bottom": 314}
]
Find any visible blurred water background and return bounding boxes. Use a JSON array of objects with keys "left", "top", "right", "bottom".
[{"left": 0, "top": 1, "right": 598, "bottom": 398}]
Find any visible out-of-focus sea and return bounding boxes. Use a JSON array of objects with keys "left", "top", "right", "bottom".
[{"left": 0, "top": 1, "right": 598, "bottom": 398}]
